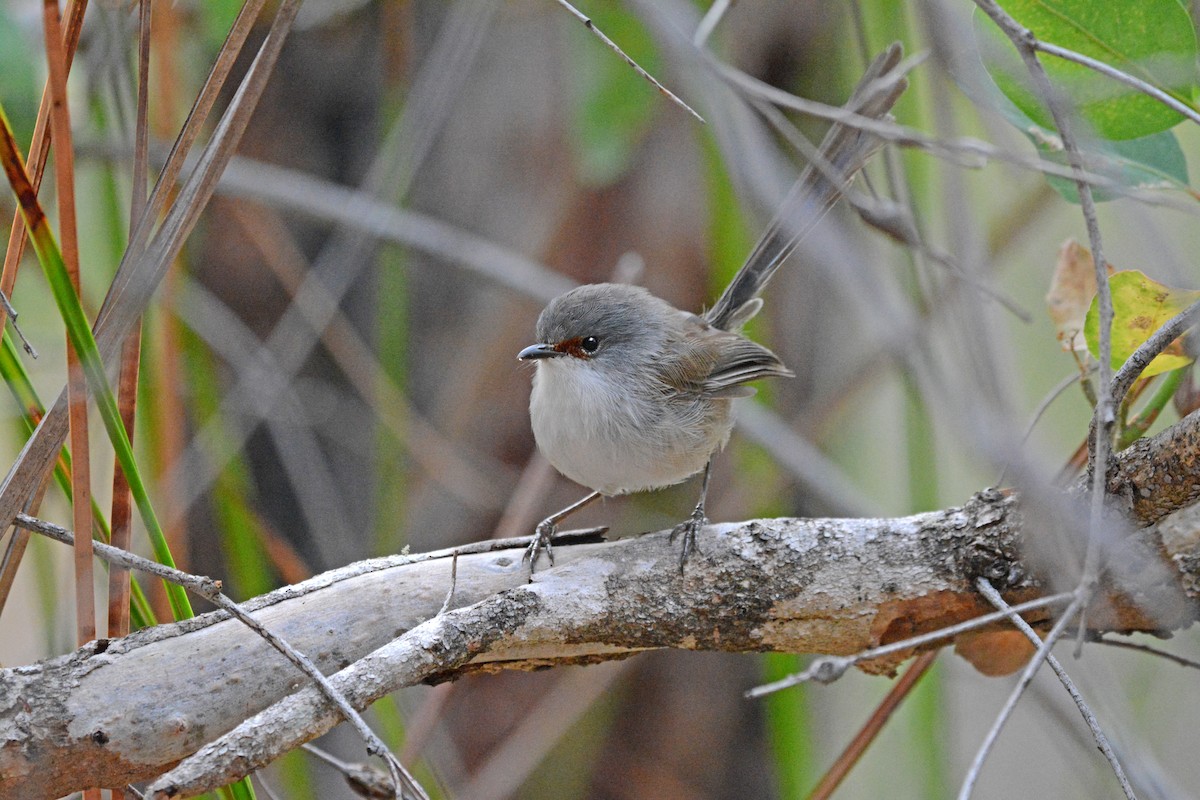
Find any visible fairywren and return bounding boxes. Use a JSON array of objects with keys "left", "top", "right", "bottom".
[{"left": 519, "top": 44, "right": 907, "bottom": 571}]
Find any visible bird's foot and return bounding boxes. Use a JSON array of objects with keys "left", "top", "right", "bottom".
[
  {"left": 669, "top": 504, "right": 708, "bottom": 572},
  {"left": 523, "top": 518, "right": 557, "bottom": 578}
]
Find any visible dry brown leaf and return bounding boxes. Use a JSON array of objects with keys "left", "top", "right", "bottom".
[
  {"left": 1046, "top": 238, "right": 1113, "bottom": 352},
  {"left": 954, "top": 629, "right": 1036, "bottom": 676}
]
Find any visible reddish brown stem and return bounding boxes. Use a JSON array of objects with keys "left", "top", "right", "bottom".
[
  {"left": 42, "top": 0, "right": 93, "bottom": 647},
  {"left": 108, "top": 0, "right": 153, "bottom": 641},
  {"left": 0, "top": 0, "right": 89, "bottom": 621},
  {"left": 807, "top": 650, "right": 940, "bottom": 800}
]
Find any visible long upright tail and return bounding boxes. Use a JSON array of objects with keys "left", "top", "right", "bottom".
[{"left": 705, "top": 43, "right": 909, "bottom": 331}]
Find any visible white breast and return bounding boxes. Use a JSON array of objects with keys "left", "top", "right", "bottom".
[{"left": 528, "top": 359, "right": 733, "bottom": 495}]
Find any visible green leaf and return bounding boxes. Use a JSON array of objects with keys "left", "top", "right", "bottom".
[
  {"left": 974, "top": 0, "right": 1200, "bottom": 140},
  {"left": 1041, "top": 129, "right": 1190, "bottom": 203},
  {"left": 1083, "top": 270, "right": 1200, "bottom": 377},
  {"left": 954, "top": 42, "right": 1191, "bottom": 202}
]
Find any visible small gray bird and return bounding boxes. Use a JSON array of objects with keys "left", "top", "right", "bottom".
[{"left": 519, "top": 44, "right": 908, "bottom": 571}]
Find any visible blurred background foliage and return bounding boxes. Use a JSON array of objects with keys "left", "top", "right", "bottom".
[{"left": 2, "top": 0, "right": 1200, "bottom": 798}]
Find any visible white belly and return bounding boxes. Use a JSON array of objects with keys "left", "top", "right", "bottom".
[{"left": 529, "top": 361, "right": 732, "bottom": 495}]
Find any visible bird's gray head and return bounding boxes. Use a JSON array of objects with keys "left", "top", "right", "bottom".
[{"left": 517, "top": 283, "right": 674, "bottom": 366}]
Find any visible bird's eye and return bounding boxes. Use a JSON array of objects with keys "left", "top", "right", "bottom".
[{"left": 580, "top": 336, "right": 600, "bottom": 354}]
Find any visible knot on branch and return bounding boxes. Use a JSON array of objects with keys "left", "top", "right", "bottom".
[{"left": 954, "top": 489, "right": 1027, "bottom": 590}]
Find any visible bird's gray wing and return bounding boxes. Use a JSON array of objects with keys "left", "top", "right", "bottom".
[
  {"left": 657, "top": 315, "right": 793, "bottom": 399},
  {"left": 701, "top": 335, "right": 793, "bottom": 396}
]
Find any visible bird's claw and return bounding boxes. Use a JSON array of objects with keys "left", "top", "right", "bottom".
[
  {"left": 523, "top": 519, "right": 557, "bottom": 577},
  {"left": 669, "top": 505, "right": 707, "bottom": 572}
]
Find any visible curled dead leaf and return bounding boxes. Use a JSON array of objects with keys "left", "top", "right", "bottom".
[{"left": 1046, "top": 238, "right": 1113, "bottom": 353}]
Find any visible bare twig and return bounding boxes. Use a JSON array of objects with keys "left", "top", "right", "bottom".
[
  {"left": 0, "top": 290, "right": 34, "bottom": 356},
  {"left": 551, "top": 0, "right": 705, "bottom": 123},
  {"left": 11, "top": 513, "right": 427, "bottom": 800},
  {"left": 956, "top": 596, "right": 1082, "bottom": 800},
  {"left": 1031, "top": 40, "right": 1200, "bottom": 129},
  {"left": 971, "top": 0, "right": 1114, "bottom": 657},
  {"left": 997, "top": 369, "right": 1087, "bottom": 485},
  {"left": 713, "top": 60, "right": 1199, "bottom": 212},
  {"left": 1094, "top": 636, "right": 1200, "bottom": 671},
  {"left": 203, "top": 599, "right": 423, "bottom": 799},
  {"left": 439, "top": 551, "right": 459, "bottom": 615},
  {"left": 1109, "top": 297, "right": 1200, "bottom": 410},
  {"left": 739, "top": 81, "right": 1029, "bottom": 323},
  {"left": 693, "top": 0, "right": 733, "bottom": 47},
  {"left": 976, "top": 579, "right": 1137, "bottom": 799},
  {"left": 302, "top": 744, "right": 396, "bottom": 800},
  {"left": 13, "top": 513, "right": 220, "bottom": 602},
  {"left": 745, "top": 591, "right": 1076, "bottom": 698}
]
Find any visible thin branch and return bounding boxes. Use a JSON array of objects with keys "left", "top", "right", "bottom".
[
  {"left": 976, "top": 579, "right": 1137, "bottom": 800},
  {"left": 0, "top": 291, "right": 34, "bottom": 357},
  {"left": 745, "top": 591, "right": 1076, "bottom": 698},
  {"left": 1032, "top": 40, "right": 1200, "bottom": 129},
  {"left": 301, "top": 744, "right": 395, "bottom": 800},
  {"left": 956, "top": 596, "right": 1082, "bottom": 800},
  {"left": 439, "top": 550, "right": 459, "bottom": 616},
  {"left": 1094, "top": 636, "right": 1200, "bottom": 671},
  {"left": 997, "top": 369, "right": 1086, "bottom": 485},
  {"left": 693, "top": 0, "right": 733, "bottom": 47},
  {"left": 551, "top": 0, "right": 705, "bottom": 123},
  {"left": 145, "top": 589, "right": 541, "bottom": 798},
  {"left": 713, "top": 59, "right": 1199, "bottom": 214},
  {"left": 1109, "top": 297, "right": 1200, "bottom": 409},
  {"left": 970, "top": 0, "right": 1114, "bottom": 658},
  {"left": 199, "top": 603, "right": 423, "bottom": 798},
  {"left": 13, "top": 513, "right": 220, "bottom": 602},
  {"left": 739, "top": 82, "right": 1029, "bottom": 322},
  {"left": 11, "top": 513, "right": 427, "bottom": 800}
]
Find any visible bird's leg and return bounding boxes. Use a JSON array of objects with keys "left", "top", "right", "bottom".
[
  {"left": 525, "top": 490, "right": 602, "bottom": 574},
  {"left": 670, "top": 460, "right": 713, "bottom": 571}
]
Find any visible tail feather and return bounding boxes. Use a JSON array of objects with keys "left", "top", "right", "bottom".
[{"left": 705, "top": 43, "right": 909, "bottom": 330}]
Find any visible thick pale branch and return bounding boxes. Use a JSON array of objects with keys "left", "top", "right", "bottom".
[{"left": 4, "top": 412, "right": 1200, "bottom": 798}]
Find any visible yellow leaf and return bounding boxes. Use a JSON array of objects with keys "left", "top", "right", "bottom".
[{"left": 1084, "top": 270, "right": 1200, "bottom": 378}]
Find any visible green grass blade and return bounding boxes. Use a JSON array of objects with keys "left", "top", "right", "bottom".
[
  {"left": 0, "top": 335, "right": 157, "bottom": 629},
  {"left": 0, "top": 101, "right": 192, "bottom": 620}
]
